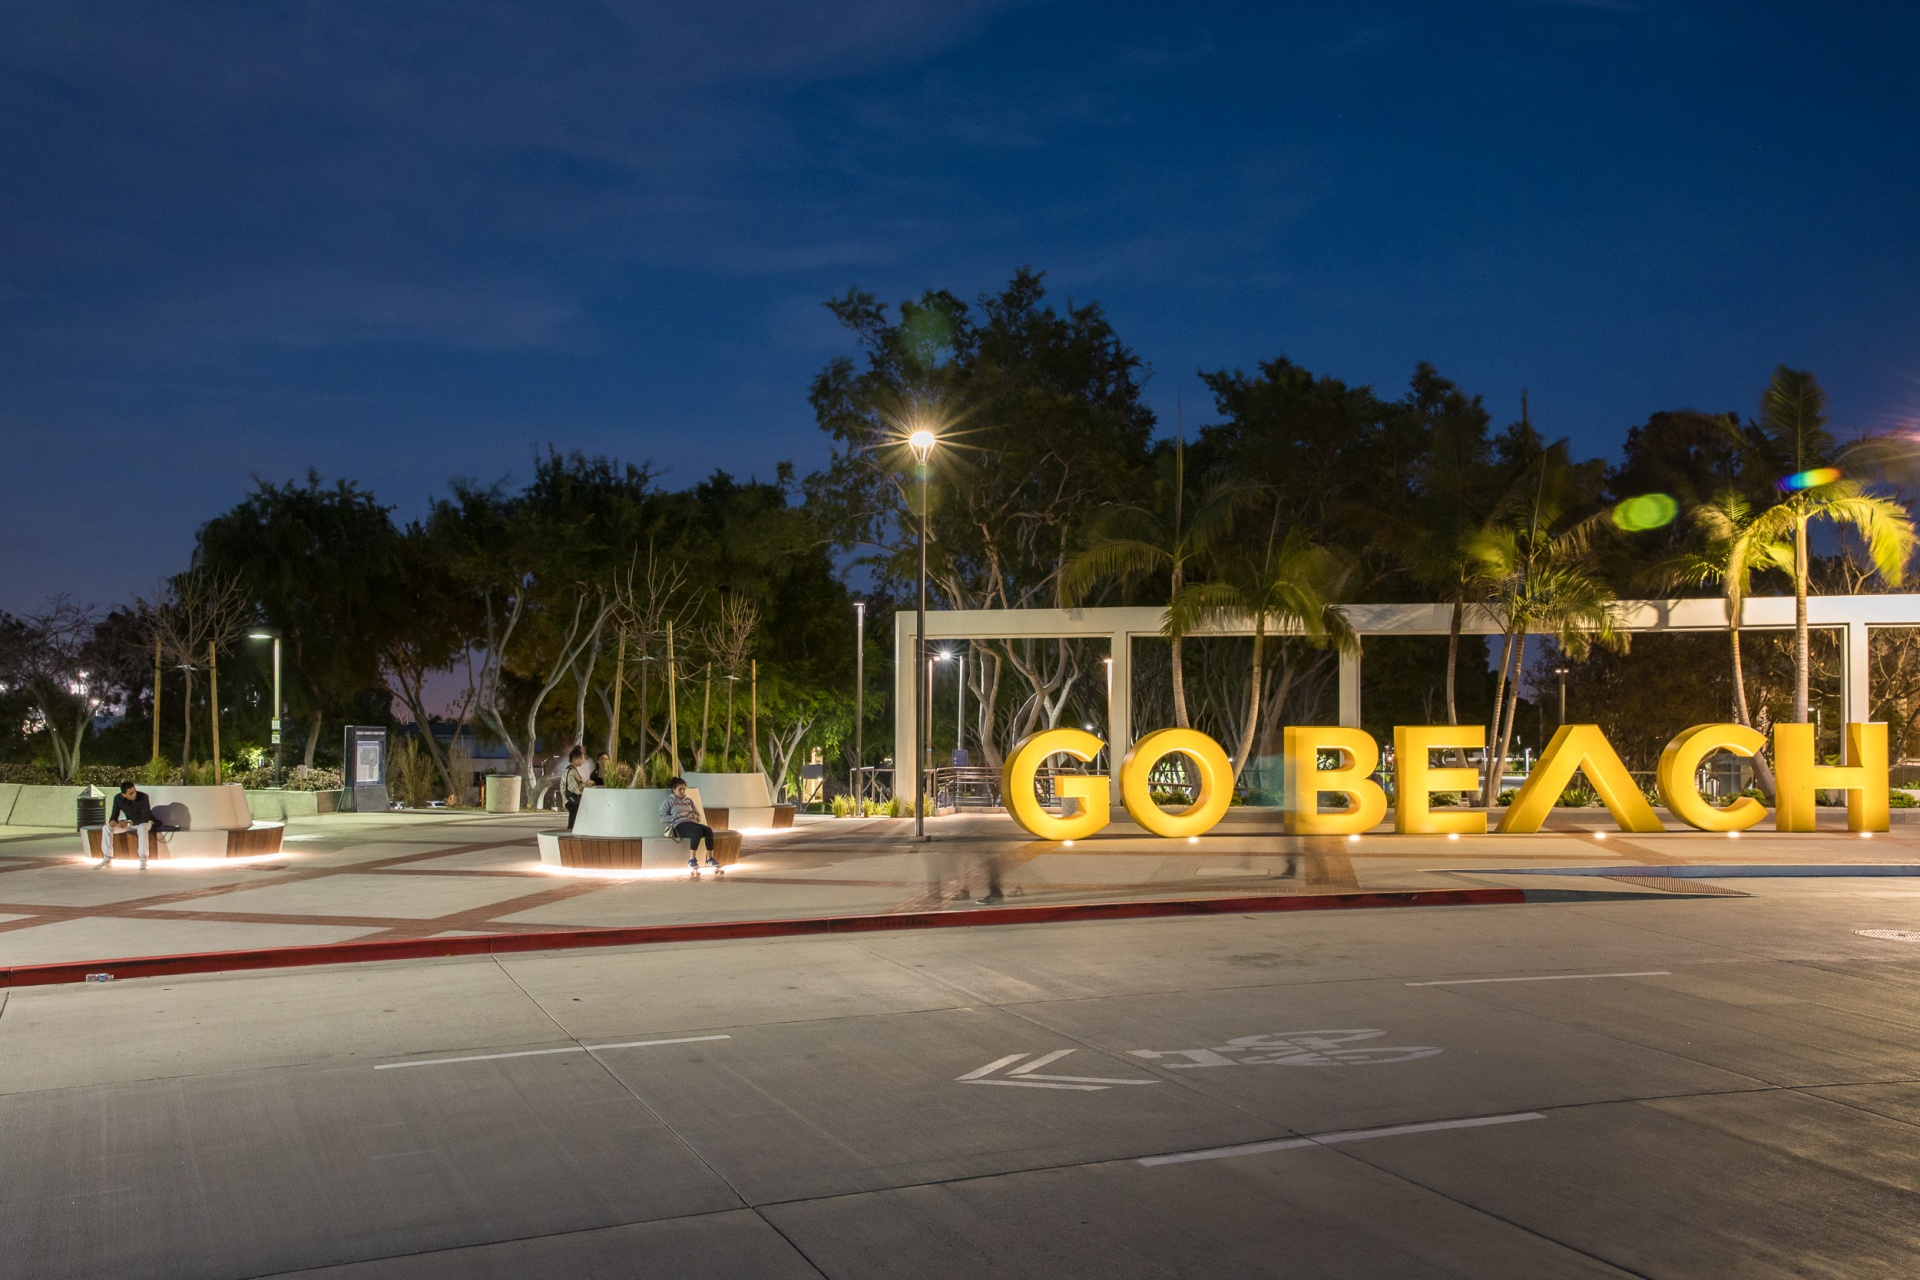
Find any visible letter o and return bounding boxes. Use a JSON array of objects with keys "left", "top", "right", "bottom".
[
  {"left": 1120, "top": 728, "right": 1234, "bottom": 838},
  {"left": 1002, "top": 729, "right": 1110, "bottom": 840}
]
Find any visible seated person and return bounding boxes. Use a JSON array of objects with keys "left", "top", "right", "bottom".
[
  {"left": 103, "top": 780, "right": 170, "bottom": 868},
  {"left": 659, "top": 776, "right": 720, "bottom": 873}
]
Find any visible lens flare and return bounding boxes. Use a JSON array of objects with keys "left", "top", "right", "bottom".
[
  {"left": 1779, "top": 467, "right": 1842, "bottom": 491},
  {"left": 1611, "top": 493, "right": 1678, "bottom": 531}
]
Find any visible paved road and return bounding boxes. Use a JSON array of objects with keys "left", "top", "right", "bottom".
[{"left": 2, "top": 877, "right": 1918, "bottom": 1277}]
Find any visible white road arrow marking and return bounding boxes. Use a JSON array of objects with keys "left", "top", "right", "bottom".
[{"left": 957, "top": 1049, "right": 1161, "bottom": 1090}]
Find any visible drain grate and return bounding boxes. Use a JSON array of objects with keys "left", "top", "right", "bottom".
[{"left": 1856, "top": 929, "right": 1920, "bottom": 942}]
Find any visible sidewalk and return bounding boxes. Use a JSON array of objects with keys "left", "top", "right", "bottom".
[{"left": 0, "top": 808, "right": 1911, "bottom": 969}]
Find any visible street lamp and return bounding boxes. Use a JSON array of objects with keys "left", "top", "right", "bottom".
[
  {"left": 1553, "top": 665, "right": 1570, "bottom": 727},
  {"left": 909, "top": 426, "right": 937, "bottom": 838},
  {"left": 248, "top": 627, "right": 283, "bottom": 787}
]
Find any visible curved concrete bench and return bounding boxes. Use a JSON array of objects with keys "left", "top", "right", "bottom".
[
  {"left": 682, "top": 772, "right": 793, "bottom": 830},
  {"left": 82, "top": 784, "right": 285, "bottom": 859},
  {"left": 536, "top": 787, "right": 743, "bottom": 870}
]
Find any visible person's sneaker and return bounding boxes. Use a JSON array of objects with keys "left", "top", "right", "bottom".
[
  {"left": 706, "top": 856, "right": 722, "bottom": 874},
  {"left": 974, "top": 890, "right": 1004, "bottom": 905},
  {"left": 688, "top": 856, "right": 700, "bottom": 872}
]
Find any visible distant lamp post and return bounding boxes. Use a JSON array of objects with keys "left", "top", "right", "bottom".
[
  {"left": 909, "top": 426, "right": 938, "bottom": 838},
  {"left": 248, "top": 627, "right": 283, "bottom": 787},
  {"left": 1554, "top": 666, "right": 1570, "bottom": 727}
]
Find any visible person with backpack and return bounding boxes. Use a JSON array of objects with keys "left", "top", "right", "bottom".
[{"left": 561, "top": 745, "right": 594, "bottom": 830}]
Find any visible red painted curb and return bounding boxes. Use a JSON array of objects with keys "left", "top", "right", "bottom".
[{"left": 1, "top": 887, "right": 1526, "bottom": 988}]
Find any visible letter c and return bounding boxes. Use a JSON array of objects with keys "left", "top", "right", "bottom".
[{"left": 1656, "top": 724, "right": 1767, "bottom": 832}]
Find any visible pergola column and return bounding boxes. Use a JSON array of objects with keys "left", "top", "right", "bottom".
[
  {"left": 1844, "top": 621, "right": 1871, "bottom": 762},
  {"left": 894, "top": 612, "right": 917, "bottom": 801},
  {"left": 1338, "top": 643, "right": 1362, "bottom": 729},
  {"left": 1107, "top": 631, "right": 1131, "bottom": 801}
]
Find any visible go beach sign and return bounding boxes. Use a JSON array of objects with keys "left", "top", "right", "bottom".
[{"left": 1002, "top": 722, "right": 1891, "bottom": 840}]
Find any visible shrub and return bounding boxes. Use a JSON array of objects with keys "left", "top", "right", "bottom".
[
  {"left": 1558, "top": 784, "right": 1599, "bottom": 808},
  {"left": 1430, "top": 791, "right": 1468, "bottom": 807},
  {"left": 1496, "top": 788, "right": 1518, "bottom": 806},
  {"left": 861, "top": 797, "right": 889, "bottom": 817},
  {"left": 388, "top": 738, "right": 440, "bottom": 809},
  {"left": 1891, "top": 790, "right": 1919, "bottom": 809},
  {"left": 830, "top": 794, "right": 856, "bottom": 818}
]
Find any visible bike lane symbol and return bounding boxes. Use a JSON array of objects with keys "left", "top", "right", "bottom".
[{"left": 1129, "top": 1030, "right": 1441, "bottom": 1068}]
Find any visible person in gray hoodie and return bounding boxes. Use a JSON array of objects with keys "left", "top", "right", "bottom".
[{"left": 659, "top": 777, "right": 719, "bottom": 872}]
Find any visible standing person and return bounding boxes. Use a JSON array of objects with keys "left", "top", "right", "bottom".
[
  {"left": 562, "top": 745, "right": 592, "bottom": 830},
  {"left": 591, "top": 752, "right": 610, "bottom": 788},
  {"left": 101, "top": 780, "right": 165, "bottom": 869},
  {"left": 659, "top": 776, "right": 720, "bottom": 873}
]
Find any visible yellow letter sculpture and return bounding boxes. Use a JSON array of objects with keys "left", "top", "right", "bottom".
[
  {"left": 1002, "top": 728, "right": 1111, "bottom": 840},
  {"left": 1393, "top": 726, "right": 1488, "bottom": 835},
  {"left": 1497, "top": 724, "right": 1663, "bottom": 833},
  {"left": 1120, "top": 728, "right": 1235, "bottom": 838},
  {"left": 1772, "top": 722, "right": 1888, "bottom": 833},
  {"left": 1656, "top": 724, "right": 1767, "bottom": 832},
  {"left": 1283, "top": 726, "right": 1388, "bottom": 835}
]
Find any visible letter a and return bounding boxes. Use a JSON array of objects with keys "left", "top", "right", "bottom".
[{"left": 1497, "top": 725, "right": 1663, "bottom": 834}]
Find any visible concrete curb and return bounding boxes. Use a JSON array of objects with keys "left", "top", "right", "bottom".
[
  {"left": 1459, "top": 864, "right": 1920, "bottom": 878},
  {"left": 0, "top": 886, "right": 1527, "bottom": 988}
]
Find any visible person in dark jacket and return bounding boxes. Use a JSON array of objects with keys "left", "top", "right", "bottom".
[{"left": 103, "top": 780, "right": 167, "bottom": 868}]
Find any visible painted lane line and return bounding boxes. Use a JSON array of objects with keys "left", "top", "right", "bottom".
[
  {"left": 967, "top": 1079, "right": 1109, "bottom": 1091},
  {"left": 376, "top": 1034, "right": 730, "bottom": 1070},
  {"left": 1007, "top": 1050, "right": 1075, "bottom": 1076},
  {"left": 1139, "top": 1111, "right": 1546, "bottom": 1167},
  {"left": 1407, "top": 971, "right": 1669, "bottom": 987}
]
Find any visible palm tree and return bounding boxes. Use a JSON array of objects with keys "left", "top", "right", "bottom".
[
  {"left": 1467, "top": 446, "right": 1624, "bottom": 805},
  {"left": 1653, "top": 491, "right": 1792, "bottom": 795},
  {"left": 1064, "top": 437, "right": 1239, "bottom": 728},
  {"left": 1168, "top": 501, "right": 1355, "bottom": 785},
  {"left": 1746, "top": 368, "right": 1915, "bottom": 724}
]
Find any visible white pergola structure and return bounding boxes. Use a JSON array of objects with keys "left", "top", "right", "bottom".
[{"left": 896, "top": 595, "right": 1920, "bottom": 799}]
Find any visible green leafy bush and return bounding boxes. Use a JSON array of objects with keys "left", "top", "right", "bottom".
[
  {"left": 1891, "top": 790, "right": 1919, "bottom": 809},
  {"left": 1558, "top": 784, "right": 1600, "bottom": 808},
  {"left": 830, "top": 794, "right": 856, "bottom": 817},
  {"left": 1496, "top": 788, "right": 1518, "bottom": 806}
]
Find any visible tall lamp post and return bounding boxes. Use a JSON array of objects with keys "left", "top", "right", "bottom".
[
  {"left": 909, "top": 427, "right": 937, "bottom": 839},
  {"left": 248, "top": 627, "right": 283, "bottom": 788},
  {"left": 1554, "top": 665, "right": 1570, "bottom": 727}
]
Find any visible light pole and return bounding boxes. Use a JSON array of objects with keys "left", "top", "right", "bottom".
[
  {"left": 854, "top": 601, "right": 865, "bottom": 803},
  {"left": 1554, "top": 665, "right": 1570, "bottom": 727},
  {"left": 953, "top": 648, "right": 964, "bottom": 759},
  {"left": 909, "top": 427, "right": 936, "bottom": 838},
  {"left": 248, "top": 627, "right": 283, "bottom": 788}
]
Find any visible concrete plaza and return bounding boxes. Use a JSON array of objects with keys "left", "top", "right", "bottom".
[
  {"left": 0, "top": 807, "right": 1913, "bottom": 966},
  {"left": 0, "top": 810, "right": 1917, "bottom": 1276}
]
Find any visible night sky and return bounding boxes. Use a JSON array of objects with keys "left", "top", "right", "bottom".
[{"left": 3, "top": 1, "right": 1916, "bottom": 612}]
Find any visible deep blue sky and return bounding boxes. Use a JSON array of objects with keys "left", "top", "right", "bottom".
[{"left": 3, "top": 1, "right": 1916, "bottom": 613}]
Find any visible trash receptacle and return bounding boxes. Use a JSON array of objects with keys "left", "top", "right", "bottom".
[
  {"left": 483, "top": 775, "right": 522, "bottom": 814},
  {"left": 76, "top": 784, "right": 106, "bottom": 831}
]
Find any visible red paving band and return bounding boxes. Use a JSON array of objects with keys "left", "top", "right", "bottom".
[{"left": 0, "top": 886, "right": 1526, "bottom": 988}]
